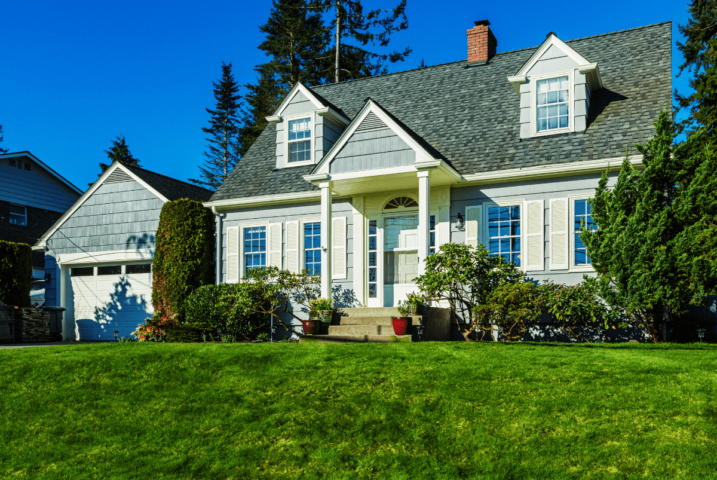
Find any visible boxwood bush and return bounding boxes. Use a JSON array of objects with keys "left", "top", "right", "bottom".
[
  {"left": 0, "top": 240, "right": 32, "bottom": 307},
  {"left": 152, "top": 199, "right": 215, "bottom": 319},
  {"left": 183, "top": 284, "right": 269, "bottom": 341}
]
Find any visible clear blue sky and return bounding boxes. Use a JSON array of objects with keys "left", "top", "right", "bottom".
[{"left": 0, "top": 0, "right": 691, "bottom": 192}]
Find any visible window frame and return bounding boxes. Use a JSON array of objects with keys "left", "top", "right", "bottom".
[
  {"left": 530, "top": 70, "right": 574, "bottom": 138},
  {"left": 482, "top": 201, "right": 525, "bottom": 272},
  {"left": 569, "top": 195, "right": 596, "bottom": 272},
  {"left": 239, "top": 223, "right": 269, "bottom": 278},
  {"left": 300, "top": 217, "right": 322, "bottom": 275},
  {"left": 9, "top": 204, "right": 27, "bottom": 227},
  {"left": 283, "top": 113, "right": 315, "bottom": 168}
]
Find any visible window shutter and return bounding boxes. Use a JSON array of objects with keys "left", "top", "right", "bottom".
[
  {"left": 465, "top": 206, "right": 482, "bottom": 247},
  {"left": 524, "top": 200, "right": 544, "bottom": 271},
  {"left": 226, "top": 227, "right": 239, "bottom": 283},
  {"left": 268, "top": 223, "right": 283, "bottom": 268},
  {"left": 332, "top": 216, "right": 347, "bottom": 279},
  {"left": 286, "top": 221, "right": 300, "bottom": 273},
  {"left": 550, "top": 198, "right": 569, "bottom": 270}
]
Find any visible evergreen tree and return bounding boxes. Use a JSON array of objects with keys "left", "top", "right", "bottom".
[
  {"left": 676, "top": 0, "right": 717, "bottom": 144},
  {"left": 237, "top": 63, "right": 285, "bottom": 158},
  {"left": 0, "top": 124, "right": 7, "bottom": 154},
  {"left": 190, "top": 62, "right": 242, "bottom": 190},
  {"left": 94, "top": 135, "right": 140, "bottom": 184},
  {"left": 582, "top": 111, "right": 717, "bottom": 342},
  {"left": 319, "top": 0, "right": 411, "bottom": 83}
]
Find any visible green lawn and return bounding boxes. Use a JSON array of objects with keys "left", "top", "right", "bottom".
[{"left": 1, "top": 342, "right": 716, "bottom": 479}]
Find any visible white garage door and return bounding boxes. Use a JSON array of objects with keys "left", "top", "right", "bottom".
[{"left": 70, "top": 263, "right": 154, "bottom": 340}]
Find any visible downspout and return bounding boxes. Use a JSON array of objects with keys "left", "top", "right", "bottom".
[{"left": 212, "top": 206, "right": 222, "bottom": 285}]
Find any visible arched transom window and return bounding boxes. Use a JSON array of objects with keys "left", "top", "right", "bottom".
[{"left": 384, "top": 196, "right": 418, "bottom": 210}]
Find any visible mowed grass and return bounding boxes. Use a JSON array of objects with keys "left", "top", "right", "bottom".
[{"left": 1, "top": 342, "right": 717, "bottom": 480}]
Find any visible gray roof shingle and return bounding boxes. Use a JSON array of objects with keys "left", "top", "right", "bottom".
[
  {"left": 122, "top": 164, "right": 214, "bottom": 202},
  {"left": 211, "top": 21, "right": 671, "bottom": 202}
]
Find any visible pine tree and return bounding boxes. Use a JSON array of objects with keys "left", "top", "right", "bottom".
[
  {"left": 190, "top": 62, "right": 242, "bottom": 190},
  {"left": 676, "top": 0, "right": 717, "bottom": 145},
  {"left": 582, "top": 111, "right": 717, "bottom": 342},
  {"left": 237, "top": 63, "right": 285, "bottom": 158},
  {"left": 93, "top": 135, "right": 140, "bottom": 185},
  {"left": 319, "top": 0, "right": 411, "bottom": 83},
  {"left": 0, "top": 124, "right": 8, "bottom": 154}
]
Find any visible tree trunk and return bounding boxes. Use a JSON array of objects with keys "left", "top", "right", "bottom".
[{"left": 335, "top": 0, "right": 341, "bottom": 83}]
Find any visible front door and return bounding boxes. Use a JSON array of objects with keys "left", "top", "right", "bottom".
[{"left": 383, "top": 215, "right": 419, "bottom": 307}]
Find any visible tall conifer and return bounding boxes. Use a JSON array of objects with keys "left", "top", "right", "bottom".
[
  {"left": 191, "top": 62, "right": 242, "bottom": 190},
  {"left": 237, "top": 63, "right": 285, "bottom": 158},
  {"left": 0, "top": 124, "right": 8, "bottom": 154},
  {"left": 93, "top": 135, "right": 140, "bottom": 185}
]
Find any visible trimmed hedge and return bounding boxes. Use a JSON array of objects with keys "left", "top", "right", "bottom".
[
  {"left": 0, "top": 240, "right": 32, "bottom": 307},
  {"left": 164, "top": 323, "right": 210, "bottom": 343},
  {"left": 152, "top": 199, "right": 215, "bottom": 319}
]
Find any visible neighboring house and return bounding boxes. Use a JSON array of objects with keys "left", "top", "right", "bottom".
[
  {"left": 0, "top": 152, "right": 82, "bottom": 281},
  {"left": 36, "top": 161, "right": 212, "bottom": 341},
  {"left": 205, "top": 21, "right": 671, "bottom": 334}
]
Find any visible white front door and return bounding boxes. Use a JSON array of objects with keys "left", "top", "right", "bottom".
[{"left": 382, "top": 215, "right": 419, "bottom": 307}]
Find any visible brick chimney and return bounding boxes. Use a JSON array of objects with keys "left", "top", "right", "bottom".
[{"left": 467, "top": 20, "right": 497, "bottom": 65}]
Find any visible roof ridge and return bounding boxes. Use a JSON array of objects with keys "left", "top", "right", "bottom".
[
  {"left": 311, "top": 21, "right": 671, "bottom": 90},
  {"left": 122, "top": 163, "right": 213, "bottom": 193}
]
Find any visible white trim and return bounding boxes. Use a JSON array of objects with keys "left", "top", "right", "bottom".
[
  {"left": 286, "top": 220, "right": 301, "bottom": 274},
  {"left": 274, "top": 82, "right": 325, "bottom": 117},
  {"left": 316, "top": 107, "right": 350, "bottom": 127},
  {"left": 283, "top": 113, "right": 315, "bottom": 168},
  {"left": 530, "top": 70, "right": 574, "bottom": 138},
  {"left": 523, "top": 199, "right": 544, "bottom": 272},
  {"left": 569, "top": 194, "right": 596, "bottom": 273},
  {"left": 0, "top": 152, "right": 82, "bottom": 195},
  {"left": 34, "top": 161, "right": 169, "bottom": 249},
  {"left": 266, "top": 115, "right": 281, "bottom": 124},
  {"left": 56, "top": 249, "right": 154, "bottom": 266},
  {"left": 515, "top": 34, "right": 590, "bottom": 77},
  {"left": 507, "top": 75, "right": 527, "bottom": 94},
  {"left": 460, "top": 156, "right": 643, "bottom": 186},
  {"left": 206, "top": 191, "right": 325, "bottom": 210},
  {"left": 464, "top": 206, "right": 481, "bottom": 248},
  {"left": 226, "top": 226, "right": 239, "bottom": 283},
  {"left": 311, "top": 99, "right": 438, "bottom": 176},
  {"left": 332, "top": 216, "right": 347, "bottom": 280},
  {"left": 239, "top": 222, "right": 269, "bottom": 279},
  {"left": 268, "top": 222, "right": 283, "bottom": 268}
]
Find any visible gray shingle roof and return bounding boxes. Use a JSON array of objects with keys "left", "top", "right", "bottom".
[
  {"left": 122, "top": 164, "right": 214, "bottom": 202},
  {"left": 211, "top": 21, "right": 672, "bottom": 202}
]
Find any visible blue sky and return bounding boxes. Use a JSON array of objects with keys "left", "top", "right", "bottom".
[{"left": 0, "top": 0, "right": 690, "bottom": 191}]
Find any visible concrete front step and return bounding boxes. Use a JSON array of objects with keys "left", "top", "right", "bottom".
[
  {"left": 325, "top": 324, "right": 399, "bottom": 335},
  {"left": 334, "top": 307, "right": 403, "bottom": 318},
  {"left": 300, "top": 334, "right": 413, "bottom": 344},
  {"left": 330, "top": 315, "right": 422, "bottom": 326}
]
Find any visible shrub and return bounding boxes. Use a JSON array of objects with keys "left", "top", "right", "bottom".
[
  {"left": 132, "top": 313, "right": 177, "bottom": 341},
  {"left": 184, "top": 283, "right": 269, "bottom": 341},
  {"left": 473, "top": 281, "right": 543, "bottom": 341},
  {"left": 164, "top": 323, "right": 210, "bottom": 343},
  {"left": 0, "top": 240, "right": 32, "bottom": 307},
  {"left": 152, "top": 199, "right": 215, "bottom": 319}
]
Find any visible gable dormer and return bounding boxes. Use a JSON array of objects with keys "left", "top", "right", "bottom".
[
  {"left": 266, "top": 83, "right": 349, "bottom": 170},
  {"left": 508, "top": 33, "right": 603, "bottom": 139}
]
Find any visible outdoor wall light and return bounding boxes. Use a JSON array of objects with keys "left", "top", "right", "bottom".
[
  {"left": 113, "top": 331, "right": 119, "bottom": 342},
  {"left": 697, "top": 329, "right": 706, "bottom": 343},
  {"left": 456, "top": 212, "right": 465, "bottom": 231},
  {"left": 44, "top": 272, "right": 51, "bottom": 283},
  {"left": 416, "top": 324, "right": 425, "bottom": 342}
]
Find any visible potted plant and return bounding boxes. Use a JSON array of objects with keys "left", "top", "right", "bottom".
[
  {"left": 301, "top": 318, "right": 320, "bottom": 335},
  {"left": 393, "top": 300, "right": 416, "bottom": 336},
  {"left": 309, "top": 298, "right": 334, "bottom": 324}
]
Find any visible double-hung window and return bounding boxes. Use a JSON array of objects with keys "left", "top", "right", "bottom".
[
  {"left": 244, "top": 226, "right": 266, "bottom": 276},
  {"left": 288, "top": 118, "right": 311, "bottom": 163},
  {"left": 536, "top": 76, "right": 569, "bottom": 132},
  {"left": 367, "top": 220, "right": 378, "bottom": 298},
  {"left": 9, "top": 205, "right": 27, "bottom": 226},
  {"left": 574, "top": 199, "right": 596, "bottom": 266},
  {"left": 304, "top": 222, "right": 321, "bottom": 275},
  {"left": 429, "top": 215, "right": 436, "bottom": 255},
  {"left": 487, "top": 205, "right": 521, "bottom": 266}
]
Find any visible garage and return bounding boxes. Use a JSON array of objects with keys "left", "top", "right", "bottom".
[{"left": 69, "top": 263, "right": 153, "bottom": 341}]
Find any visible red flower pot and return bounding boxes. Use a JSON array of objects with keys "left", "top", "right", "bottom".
[
  {"left": 302, "top": 319, "right": 320, "bottom": 335},
  {"left": 392, "top": 317, "right": 409, "bottom": 336}
]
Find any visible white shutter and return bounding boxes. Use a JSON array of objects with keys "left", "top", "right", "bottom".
[
  {"left": 524, "top": 200, "right": 544, "bottom": 271},
  {"left": 286, "top": 221, "right": 300, "bottom": 273},
  {"left": 550, "top": 198, "right": 569, "bottom": 270},
  {"left": 268, "top": 223, "right": 283, "bottom": 268},
  {"left": 465, "top": 206, "right": 482, "bottom": 247},
  {"left": 226, "top": 227, "right": 239, "bottom": 283},
  {"left": 332, "top": 216, "right": 347, "bottom": 279}
]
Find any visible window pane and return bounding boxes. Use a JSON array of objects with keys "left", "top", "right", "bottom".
[
  {"left": 369, "top": 268, "right": 377, "bottom": 282},
  {"left": 369, "top": 252, "right": 377, "bottom": 267},
  {"left": 538, "top": 119, "right": 547, "bottom": 131},
  {"left": 288, "top": 118, "right": 311, "bottom": 140},
  {"left": 98, "top": 265, "right": 122, "bottom": 275},
  {"left": 575, "top": 200, "right": 585, "bottom": 216},
  {"left": 368, "top": 283, "right": 377, "bottom": 298},
  {"left": 368, "top": 236, "right": 377, "bottom": 250},
  {"left": 559, "top": 104, "right": 568, "bottom": 115},
  {"left": 289, "top": 140, "right": 311, "bottom": 163},
  {"left": 548, "top": 117, "right": 558, "bottom": 129},
  {"left": 126, "top": 263, "right": 152, "bottom": 274},
  {"left": 71, "top": 267, "right": 94, "bottom": 277},
  {"left": 559, "top": 116, "right": 568, "bottom": 128},
  {"left": 548, "top": 91, "right": 558, "bottom": 103},
  {"left": 537, "top": 106, "right": 547, "bottom": 118}
]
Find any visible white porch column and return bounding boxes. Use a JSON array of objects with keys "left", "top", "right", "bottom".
[
  {"left": 320, "top": 182, "right": 333, "bottom": 299},
  {"left": 417, "top": 170, "right": 431, "bottom": 276},
  {"left": 59, "top": 264, "right": 69, "bottom": 341}
]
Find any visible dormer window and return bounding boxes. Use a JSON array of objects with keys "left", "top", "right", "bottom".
[
  {"left": 536, "top": 76, "right": 569, "bottom": 132},
  {"left": 288, "top": 118, "right": 312, "bottom": 164}
]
